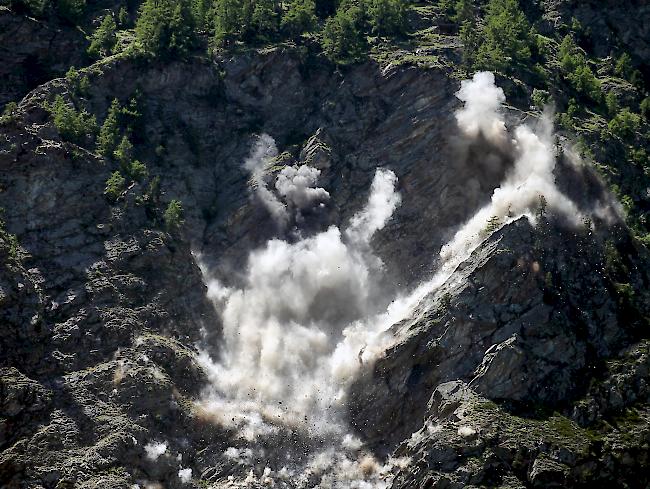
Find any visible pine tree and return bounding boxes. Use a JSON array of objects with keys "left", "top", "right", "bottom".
[
  {"left": 476, "top": 0, "right": 532, "bottom": 73},
  {"left": 104, "top": 171, "right": 126, "bottom": 202},
  {"left": 213, "top": 0, "right": 244, "bottom": 45},
  {"left": 251, "top": 0, "right": 279, "bottom": 40},
  {"left": 164, "top": 199, "right": 184, "bottom": 230},
  {"left": 88, "top": 14, "right": 117, "bottom": 58},
  {"left": 135, "top": 0, "right": 196, "bottom": 58},
  {"left": 322, "top": 4, "right": 367, "bottom": 63},
  {"left": 282, "top": 0, "right": 317, "bottom": 37},
  {"left": 57, "top": 0, "right": 86, "bottom": 23},
  {"left": 97, "top": 99, "right": 121, "bottom": 157},
  {"left": 365, "top": 0, "right": 407, "bottom": 36},
  {"left": 113, "top": 135, "right": 133, "bottom": 169}
]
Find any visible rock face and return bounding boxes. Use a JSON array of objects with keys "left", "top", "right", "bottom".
[
  {"left": 349, "top": 217, "right": 650, "bottom": 449},
  {"left": 1, "top": 6, "right": 650, "bottom": 489},
  {"left": 0, "top": 6, "right": 88, "bottom": 107}
]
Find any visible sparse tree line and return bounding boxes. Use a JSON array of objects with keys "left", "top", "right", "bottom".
[
  {"left": 8, "top": 0, "right": 87, "bottom": 22},
  {"left": 12, "top": 0, "right": 410, "bottom": 64}
]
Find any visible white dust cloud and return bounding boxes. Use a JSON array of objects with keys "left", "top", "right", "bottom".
[
  {"left": 244, "top": 134, "right": 289, "bottom": 226},
  {"left": 195, "top": 72, "right": 598, "bottom": 487},
  {"left": 198, "top": 167, "right": 401, "bottom": 443},
  {"left": 143, "top": 441, "right": 167, "bottom": 461},
  {"left": 455, "top": 71, "right": 507, "bottom": 142},
  {"left": 441, "top": 71, "right": 581, "bottom": 268},
  {"left": 244, "top": 135, "right": 331, "bottom": 227},
  {"left": 275, "top": 165, "right": 330, "bottom": 210}
]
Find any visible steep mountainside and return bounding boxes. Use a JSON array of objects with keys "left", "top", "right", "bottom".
[{"left": 1, "top": 0, "right": 649, "bottom": 488}]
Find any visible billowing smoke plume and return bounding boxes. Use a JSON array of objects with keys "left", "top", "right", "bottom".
[
  {"left": 440, "top": 71, "right": 581, "bottom": 267},
  {"left": 275, "top": 165, "right": 330, "bottom": 210},
  {"left": 198, "top": 167, "right": 401, "bottom": 447},
  {"left": 195, "top": 72, "right": 596, "bottom": 486},
  {"left": 244, "top": 135, "right": 331, "bottom": 228},
  {"left": 346, "top": 169, "right": 402, "bottom": 245},
  {"left": 244, "top": 134, "right": 289, "bottom": 227},
  {"left": 455, "top": 71, "right": 507, "bottom": 142}
]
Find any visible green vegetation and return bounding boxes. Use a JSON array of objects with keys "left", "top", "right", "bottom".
[
  {"left": 0, "top": 102, "right": 18, "bottom": 125},
  {"left": 88, "top": 14, "right": 117, "bottom": 58},
  {"left": 57, "top": 0, "right": 86, "bottom": 23},
  {"left": 135, "top": 0, "right": 196, "bottom": 58},
  {"left": 104, "top": 171, "right": 126, "bottom": 202},
  {"left": 281, "top": 0, "right": 317, "bottom": 37},
  {"left": 164, "top": 199, "right": 184, "bottom": 230},
  {"left": 476, "top": 0, "right": 532, "bottom": 74},
  {"left": 49, "top": 95, "right": 97, "bottom": 145},
  {"left": 97, "top": 99, "right": 121, "bottom": 157},
  {"left": 65, "top": 66, "right": 90, "bottom": 95},
  {"left": 366, "top": 0, "right": 407, "bottom": 36},
  {"left": 608, "top": 108, "right": 641, "bottom": 140},
  {"left": 0, "top": 210, "right": 20, "bottom": 261},
  {"left": 558, "top": 35, "right": 601, "bottom": 101},
  {"left": 322, "top": 4, "right": 367, "bottom": 63}
]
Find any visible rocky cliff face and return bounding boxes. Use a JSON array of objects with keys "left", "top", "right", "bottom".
[{"left": 1, "top": 3, "right": 650, "bottom": 489}]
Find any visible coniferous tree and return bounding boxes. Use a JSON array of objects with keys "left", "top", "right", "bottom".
[
  {"left": 192, "top": 0, "right": 212, "bottom": 30},
  {"left": 213, "top": 0, "right": 245, "bottom": 45},
  {"left": 251, "top": 0, "right": 279, "bottom": 40},
  {"left": 281, "top": 0, "right": 318, "bottom": 37},
  {"left": 97, "top": 99, "right": 121, "bottom": 157},
  {"left": 322, "top": 3, "right": 367, "bottom": 63},
  {"left": 113, "top": 135, "right": 133, "bottom": 169},
  {"left": 315, "top": 0, "right": 339, "bottom": 17},
  {"left": 476, "top": 0, "right": 532, "bottom": 73},
  {"left": 88, "top": 14, "right": 117, "bottom": 58},
  {"left": 135, "top": 0, "right": 196, "bottom": 58},
  {"left": 365, "top": 0, "right": 407, "bottom": 36},
  {"left": 57, "top": 0, "right": 86, "bottom": 23}
]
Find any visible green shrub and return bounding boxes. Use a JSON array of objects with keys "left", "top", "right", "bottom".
[
  {"left": 135, "top": 0, "right": 196, "bottom": 58},
  {"left": 49, "top": 95, "right": 97, "bottom": 145},
  {"left": 129, "top": 160, "right": 148, "bottom": 182},
  {"left": 57, "top": 0, "right": 86, "bottom": 22},
  {"left": 213, "top": 0, "right": 282, "bottom": 45},
  {"left": 566, "top": 63, "right": 601, "bottom": 101},
  {"left": 614, "top": 52, "right": 632, "bottom": 78},
  {"left": 605, "top": 91, "right": 618, "bottom": 116},
  {"left": 0, "top": 210, "right": 20, "bottom": 261},
  {"left": 452, "top": 0, "right": 475, "bottom": 24},
  {"left": 608, "top": 108, "right": 641, "bottom": 139},
  {"left": 322, "top": 4, "right": 367, "bottom": 63},
  {"left": 558, "top": 35, "right": 577, "bottom": 72},
  {"left": 251, "top": 0, "right": 279, "bottom": 39},
  {"left": 88, "top": 14, "right": 117, "bottom": 58},
  {"left": 113, "top": 135, "right": 133, "bottom": 168},
  {"left": 532, "top": 88, "right": 549, "bottom": 109},
  {"left": 97, "top": 99, "right": 121, "bottom": 157},
  {"left": 0, "top": 102, "right": 18, "bottom": 125},
  {"left": 558, "top": 35, "right": 601, "bottom": 101},
  {"left": 365, "top": 0, "right": 407, "bottom": 36},
  {"left": 640, "top": 97, "right": 650, "bottom": 120},
  {"left": 213, "top": 0, "right": 244, "bottom": 45},
  {"left": 192, "top": 0, "right": 212, "bottom": 30},
  {"left": 281, "top": 0, "right": 318, "bottom": 37},
  {"left": 118, "top": 6, "right": 129, "bottom": 27},
  {"left": 459, "top": 18, "right": 479, "bottom": 68},
  {"left": 12, "top": 0, "right": 48, "bottom": 16},
  {"left": 104, "top": 171, "right": 126, "bottom": 201},
  {"left": 476, "top": 0, "right": 532, "bottom": 74},
  {"left": 164, "top": 199, "right": 184, "bottom": 230},
  {"left": 65, "top": 66, "right": 90, "bottom": 95}
]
